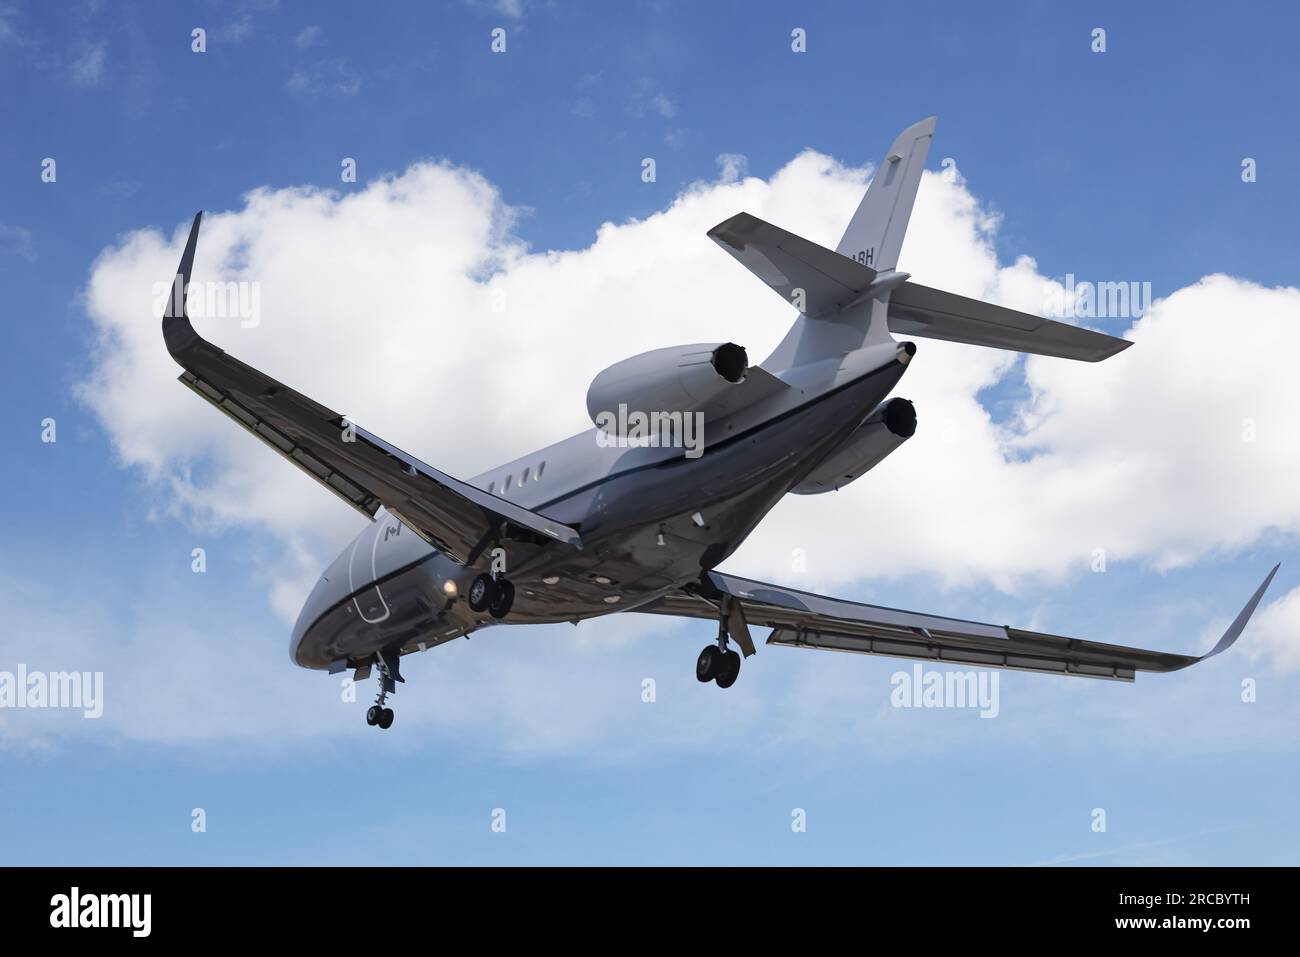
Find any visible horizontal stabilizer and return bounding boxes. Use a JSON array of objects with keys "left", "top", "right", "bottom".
[
  {"left": 708, "top": 212, "right": 878, "bottom": 318},
  {"left": 888, "top": 281, "right": 1131, "bottom": 362}
]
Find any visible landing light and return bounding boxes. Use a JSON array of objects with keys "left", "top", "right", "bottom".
[{"left": 442, "top": 580, "right": 459, "bottom": 598}]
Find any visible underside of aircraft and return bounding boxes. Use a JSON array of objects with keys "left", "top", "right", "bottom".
[{"left": 160, "top": 117, "right": 1278, "bottom": 730}]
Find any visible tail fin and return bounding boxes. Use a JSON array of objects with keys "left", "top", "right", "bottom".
[
  {"left": 708, "top": 117, "right": 1130, "bottom": 373},
  {"left": 835, "top": 116, "right": 935, "bottom": 271},
  {"left": 752, "top": 118, "right": 936, "bottom": 371}
]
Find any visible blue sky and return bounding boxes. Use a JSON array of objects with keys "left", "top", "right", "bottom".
[{"left": 3, "top": 0, "right": 1300, "bottom": 865}]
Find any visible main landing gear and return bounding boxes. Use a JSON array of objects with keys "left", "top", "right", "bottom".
[
  {"left": 696, "top": 618, "right": 741, "bottom": 688},
  {"left": 696, "top": 644, "right": 741, "bottom": 687},
  {"left": 467, "top": 572, "right": 515, "bottom": 619}
]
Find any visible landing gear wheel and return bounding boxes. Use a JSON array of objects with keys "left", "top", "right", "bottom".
[
  {"left": 696, "top": 645, "right": 722, "bottom": 682},
  {"left": 467, "top": 573, "right": 496, "bottom": 613},
  {"left": 715, "top": 649, "right": 741, "bottom": 689},
  {"left": 377, "top": 708, "right": 394, "bottom": 729},
  {"left": 366, "top": 705, "right": 381, "bottom": 726},
  {"left": 488, "top": 579, "right": 515, "bottom": 619}
]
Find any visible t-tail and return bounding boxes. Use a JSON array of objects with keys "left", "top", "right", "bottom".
[{"left": 706, "top": 116, "right": 1131, "bottom": 373}]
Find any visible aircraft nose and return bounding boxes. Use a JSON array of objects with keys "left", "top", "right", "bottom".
[{"left": 289, "top": 552, "right": 352, "bottom": 667}]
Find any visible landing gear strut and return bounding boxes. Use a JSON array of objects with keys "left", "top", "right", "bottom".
[
  {"left": 467, "top": 572, "right": 515, "bottom": 619},
  {"left": 362, "top": 648, "right": 402, "bottom": 730},
  {"left": 696, "top": 615, "right": 741, "bottom": 688}
]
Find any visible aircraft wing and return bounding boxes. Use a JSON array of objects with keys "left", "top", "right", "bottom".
[
  {"left": 634, "top": 565, "right": 1279, "bottom": 681},
  {"left": 160, "top": 212, "right": 581, "bottom": 566}
]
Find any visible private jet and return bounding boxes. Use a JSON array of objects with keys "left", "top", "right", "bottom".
[{"left": 161, "top": 117, "right": 1278, "bottom": 729}]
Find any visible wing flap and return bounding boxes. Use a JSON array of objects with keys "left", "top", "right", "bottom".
[
  {"left": 768, "top": 625, "right": 1145, "bottom": 681},
  {"left": 179, "top": 370, "right": 381, "bottom": 517}
]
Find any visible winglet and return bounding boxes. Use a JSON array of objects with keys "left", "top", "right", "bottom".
[
  {"left": 1186, "top": 563, "right": 1281, "bottom": 667},
  {"left": 162, "top": 211, "right": 204, "bottom": 358}
]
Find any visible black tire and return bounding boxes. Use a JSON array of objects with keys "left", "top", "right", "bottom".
[
  {"left": 488, "top": 579, "right": 515, "bottom": 619},
  {"left": 366, "top": 705, "right": 380, "bottom": 726},
  {"left": 378, "top": 708, "right": 394, "bottom": 730},
  {"left": 696, "top": 645, "right": 721, "bottom": 682},
  {"left": 467, "top": 573, "right": 496, "bottom": 612},
  {"left": 715, "top": 650, "right": 741, "bottom": 689}
]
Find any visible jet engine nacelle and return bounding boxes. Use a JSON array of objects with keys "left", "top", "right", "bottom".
[
  {"left": 791, "top": 397, "right": 916, "bottom": 494},
  {"left": 586, "top": 342, "right": 748, "bottom": 434}
]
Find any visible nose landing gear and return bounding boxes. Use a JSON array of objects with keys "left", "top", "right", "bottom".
[
  {"left": 366, "top": 701, "right": 394, "bottom": 729},
  {"left": 361, "top": 647, "right": 403, "bottom": 730},
  {"left": 365, "top": 683, "right": 394, "bottom": 730}
]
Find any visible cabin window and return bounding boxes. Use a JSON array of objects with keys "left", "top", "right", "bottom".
[
  {"left": 503, "top": 474, "right": 512, "bottom": 492},
  {"left": 536, "top": 461, "right": 546, "bottom": 480},
  {"left": 522, "top": 466, "right": 531, "bottom": 484}
]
